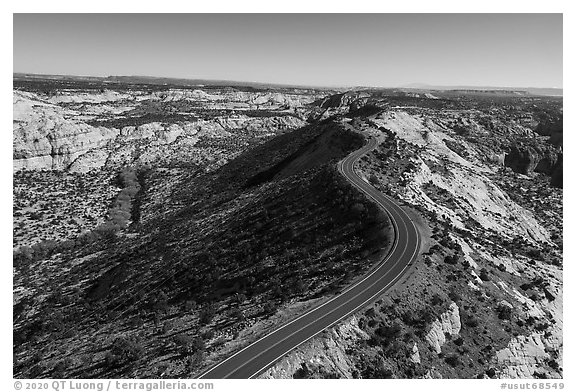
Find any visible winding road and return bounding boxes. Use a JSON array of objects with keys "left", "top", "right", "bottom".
[{"left": 198, "top": 136, "right": 421, "bottom": 379}]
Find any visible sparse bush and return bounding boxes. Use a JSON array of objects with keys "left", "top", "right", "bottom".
[
  {"left": 465, "top": 316, "right": 479, "bottom": 328},
  {"left": 548, "top": 359, "right": 560, "bottom": 371},
  {"left": 105, "top": 335, "right": 144, "bottom": 368},
  {"left": 444, "top": 254, "right": 458, "bottom": 265},
  {"left": 199, "top": 304, "right": 216, "bottom": 325},
  {"left": 445, "top": 354, "right": 461, "bottom": 367},
  {"left": 293, "top": 363, "right": 312, "bottom": 379},
  {"left": 262, "top": 300, "right": 277, "bottom": 315},
  {"left": 173, "top": 334, "right": 194, "bottom": 355},
  {"left": 497, "top": 304, "right": 513, "bottom": 320},
  {"left": 448, "top": 289, "right": 462, "bottom": 302},
  {"left": 186, "top": 351, "right": 205, "bottom": 369},
  {"left": 371, "top": 321, "right": 402, "bottom": 348},
  {"left": 431, "top": 293, "right": 444, "bottom": 306}
]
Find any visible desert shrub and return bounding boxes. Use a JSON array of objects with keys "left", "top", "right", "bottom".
[
  {"left": 548, "top": 359, "right": 560, "bottom": 371},
  {"left": 199, "top": 304, "right": 217, "bottom": 325},
  {"left": 230, "top": 308, "right": 245, "bottom": 322},
  {"left": 173, "top": 334, "right": 194, "bottom": 355},
  {"left": 201, "top": 329, "right": 214, "bottom": 340},
  {"left": 28, "top": 364, "right": 43, "bottom": 378},
  {"left": 262, "top": 300, "right": 277, "bottom": 315},
  {"left": 184, "top": 300, "right": 197, "bottom": 312},
  {"left": 431, "top": 293, "right": 444, "bottom": 306},
  {"left": 371, "top": 321, "right": 402, "bottom": 348},
  {"left": 94, "top": 222, "right": 120, "bottom": 238},
  {"left": 445, "top": 354, "right": 461, "bottom": 367},
  {"left": 360, "top": 357, "right": 394, "bottom": 378},
  {"left": 152, "top": 291, "right": 169, "bottom": 312},
  {"left": 444, "top": 254, "right": 459, "bottom": 265},
  {"left": 351, "top": 202, "right": 366, "bottom": 217},
  {"left": 448, "top": 288, "right": 462, "bottom": 302},
  {"left": 401, "top": 310, "right": 417, "bottom": 325},
  {"left": 186, "top": 351, "right": 205, "bottom": 369},
  {"left": 105, "top": 335, "right": 144, "bottom": 368},
  {"left": 526, "top": 247, "right": 543, "bottom": 260},
  {"left": 464, "top": 315, "right": 479, "bottom": 328},
  {"left": 293, "top": 363, "right": 312, "bottom": 379},
  {"left": 543, "top": 288, "right": 556, "bottom": 301},
  {"left": 496, "top": 304, "right": 513, "bottom": 320}
]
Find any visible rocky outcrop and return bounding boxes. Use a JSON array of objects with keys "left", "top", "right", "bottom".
[
  {"left": 47, "top": 90, "right": 133, "bottom": 104},
  {"left": 425, "top": 302, "right": 461, "bottom": 354},
  {"left": 504, "top": 144, "right": 559, "bottom": 175},
  {"left": 409, "top": 343, "right": 421, "bottom": 364},
  {"left": 258, "top": 315, "right": 369, "bottom": 379},
  {"left": 13, "top": 91, "right": 119, "bottom": 171},
  {"left": 318, "top": 92, "right": 359, "bottom": 110},
  {"left": 504, "top": 143, "right": 563, "bottom": 188},
  {"left": 14, "top": 90, "right": 308, "bottom": 173},
  {"left": 307, "top": 91, "right": 373, "bottom": 122},
  {"left": 152, "top": 89, "right": 322, "bottom": 109},
  {"left": 535, "top": 114, "right": 562, "bottom": 147},
  {"left": 374, "top": 111, "right": 551, "bottom": 243},
  {"left": 496, "top": 334, "right": 551, "bottom": 378}
]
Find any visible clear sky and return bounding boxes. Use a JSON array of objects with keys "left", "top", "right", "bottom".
[{"left": 13, "top": 13, "right": 563, "bottom": 88}]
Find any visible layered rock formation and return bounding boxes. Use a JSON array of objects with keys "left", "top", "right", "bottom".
[
  {"left": 13, "top": 91, "right": 119, "bottom": 171},
  {"left": 13, "top": 88, "right": 310, "bottom": 173}
]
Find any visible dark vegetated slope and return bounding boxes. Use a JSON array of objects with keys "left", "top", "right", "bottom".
[
  {"left": 88, "top": 120, "right": 383, "bottom": 309},
  {"left": 245, "top": 121, "right": 365, "bottom": 187},
  {"left": 347, "top": 104, "right": 383, "bottom": 118},
  {"left": 212, "top": 120, "right": 357, "bottom": 188},
  {"left": 14, "top": 120, "right": 392, "bottom": 378}
]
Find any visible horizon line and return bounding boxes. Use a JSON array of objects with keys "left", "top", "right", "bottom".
[{"left": 13, "top": 71, "right": 563, "bottom": 91}]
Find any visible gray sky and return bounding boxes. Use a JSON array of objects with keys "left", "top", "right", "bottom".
[{"left": 13, "top": 14, "right": 563, "bottom": 88}]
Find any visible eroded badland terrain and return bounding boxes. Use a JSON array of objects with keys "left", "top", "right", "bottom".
[{"left": 13, "top": 75, "right": 562, "bottom": 379}]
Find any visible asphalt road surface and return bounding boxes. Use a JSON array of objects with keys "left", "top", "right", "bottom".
[{"left": 198, "top": 137, "right": 421, "bottom": 379}]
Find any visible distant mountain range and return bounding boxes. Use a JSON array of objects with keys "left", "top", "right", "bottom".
[
  {"left": 402, "top": 83, "right": 562, "bottom": 97},
  {"left": 13, "top": 73, "right": 339, "bottom": 91},
  {"left": 13, "top": 73, "right": 562, "bottom": 96}
]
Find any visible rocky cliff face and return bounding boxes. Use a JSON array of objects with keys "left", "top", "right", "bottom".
[
  {"left": 259, "top": 315, "right": 368, "bottom": 379},
  {"left": 373, "top": 111, "right": 551, "bottom": 244},
  {"left": 307, "top": 91, "right": 371, "bottom": 122},
  {"left": 13, "top": 91, "right": 119, "bottom": 171},
  {"left": 13, "top": 89, "right": 310, "bottom": 173},
  {"left": 504, "top": 143, "right": 562, "bottom": 188}
]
